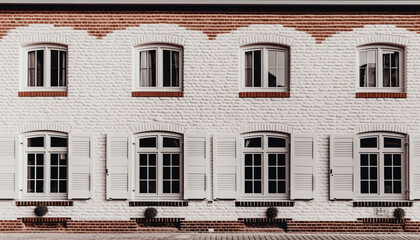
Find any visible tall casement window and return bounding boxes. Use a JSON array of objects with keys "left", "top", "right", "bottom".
[
  {"left": 358, "top": 133, "right": 405, "bottom": 199},
  {"left": 23, "top": 44, "right": 67, "bottom": 91},
  {"left": 358, "top": 45, "right": 404, "bottom": 92},
  {"left": 242, "top": 132, "right": 289, "bottom": 199},
  {"left": 241, "top": 45, "right": 289, "bottom": 92},
  {"left": 136, "top": 132, "right": 182, "bottom": 198},
  {"left": 24, "top": 132, "right": 68, "bottom": 198},
  {"left": 134, "top": 44, "right": 183, "bottom": 92}
]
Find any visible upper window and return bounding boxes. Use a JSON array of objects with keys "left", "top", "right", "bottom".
[
  {"left": 23, "top": 44, "right": 67, "bottom": 91},
  {"left": 135, "top": 132, "right": 182, "bottom": 199},
  {"left": 241, "top": 45, "right": 289, "bottom": 92},
  {"left": 24, "top": 132, "right": 68, "bottom": 199},
  {"left": 134, "top": 44, "right": 183, "bottom": 91},
  {"left": 358, "top": 45, "right": 404, "bottom": 92},
  {"left": 242, "top": 132, "right": 289, "bottom": 199},
  {"left": 357, "top": 132, "right": 406, "bottom": 199}
]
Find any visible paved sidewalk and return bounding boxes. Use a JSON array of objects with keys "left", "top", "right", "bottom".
[{"left": 1, "top": 233, "right": 420, "bottom": 240}]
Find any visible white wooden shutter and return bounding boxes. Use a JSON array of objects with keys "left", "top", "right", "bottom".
[
  {"left": 106, "top": 134, "right": 130, "bottom": 200},
  {"left": 184, "top": 134, "right": 209, "bottom": 199},
  {"left": 330, "top": 135, "right": 355, "bottom": 200},
  {"left": 68, "top": 133, "right": 92, "bottom": 199},
  {"left": 290, "top": 134, "right": 315, "bottom": 200},
  {"left": 213, "top": 134, "right": 239, "bottom": 199},
  {"left": 409, "top": 134, "right": 420, "bottom": 200},
  {"left": 0, "top": 135, "right": 16, "bottom": 199}
]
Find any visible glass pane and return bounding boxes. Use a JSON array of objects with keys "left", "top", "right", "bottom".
[
  {"left": 370, "top": 181, "right": 378, "bottom": 194},
  {"left": 140, "top": 154, "right": 147, "bottom": 165},
  {"left": 253, "top": 51, "right": 261, "bottom": 87},
  {"left": 51, "top": 50, "right": 59, "bottom": 87},
  {"left": 139, "top": 167, "right": 147, "bottom": 179},
  {"left": 269, "top": 181, "right": 276, "bottom": 193},
  {"left": 172, "top": 167, "right": 180, "bottom": 180},
  {"left": 268, "top": 167, "right": 276, "bottom": 179},
  {"left": 244, "top": 137, "right": 261, "bottom": 148},
  {"left": 254, "top": 167, "right": 261, "bottom": 179},
  {"left": 254, "top": 154, "right": 261, "bottom": 165},
  {"left": 391, "top": 69, "right": 399, "bottom": 87},
  {"left": 360, "top": 137, "right": 377, "bottom": 148},
  {"left": 245, "top": 154, "right": 252, "bottom": 165},
  {"left": 278, "top": 167, "right": 286, "bottom": 179},
  {"left": 385, "top": 181, "right": 392, "bottom": 193},
  {"left": 279, "top": 154, "right": 286, "bottom": 165},
  {"left": 383, "top": 54, "right": 390, "bottom": 87},
  {"left": 370, "top": 167, "right": 377, "bottom": 180},
  {"left": 172, "top": 51, "right": 180, "bottom": 87},
  {"left": 28, "top": 167, "right": 35, "bottom": 180},
  {"left": 172, "top": 154, "right": 180, "bottom": 165},
  {"left": 28, "top": 51, "right": 35, "bottom": 86},
  {"left": 268, "top": 154, "right": 276, "bottom": 165},
  {"left": 394, "top": 181, "right": 402, "bottom": 193},
  {"left": 28, "top": 180, "right": 35, "bottom": 193},
  {"left": 384, "top": 137, "right": 401, "bottom": 148},
  {"left": 35, "top": 167, "right": 43, "bottom": 179},
  {"left": 361, "top": 167, "right": 368, "bottom": 179},
  {"left": 384, "top": 167, "right": 392, "bottom": 180},
  {"left": 359, "top": 51, "right": 367, "bottom": 87},
  {"left": 149, "top": 50, "right": 156, "bottom": 87},
  {"left": 163, "top": 137, "right": 180, "bottom": 148},
  {"left": 245, "top": 181, "right": 252, "bottom": 193},
  {"left": 163, "top": 50, "right": 171, "bottom": 87},
  {"left": 139, "top": 137, "right": 156, "bottom": 148},
  {"left": 268, "top": 137, "right": 286, "bottom": 148},
  {"left": 268, "top": 50, "right": 276, "bottom": 87},
  {"left": 51, "top": 137, "right": 67, "bottom": 147},
  {"left": 139, "top": 181, "right": 147, "bottom": 193},
  {"left": 394, "top": 167, "right": 401, "bottom": 180},
  {"left": 36, "top": 180, "right": 44, "bottom": 193},
  {"left": 394, "top": 154, "right": 401, "bottom": 166},
  {"left": 163, "top": 181, "right": 170, "bottom": 193},
  {"left": 59, "top": 181, "right": 67, "bottom": 193},
  {"left": 254, "top": 181, "right": 262, "bottom": 193},
  {"left": 172, "top": 181, "right": 180, "bottom": 193},
  {"left": 36, "top": 50, "right": 44, "bottom": 86},
  {"left": 384, "top": 154, "right": 392, "bottom": 165},
  {"left": 60, "top": 154, "right": 67, "bottom": 165},
  {"left": 28, "top": 154, "right": 35, "bottom": 165},
  {"left": 149, "top": 167, "right": 156, "bottom": 179},
  {"left": 278, "top": 181, "right": 286, "bottom": 193},
  {"left": 51, "top": 154, "right": 58, "bottom": 165},
  {"left": 367, "top": 51, "right": 376, "bottom": 87},
  {"left": 163, "top": 167, "right": 170, "bottom": 180},
  {"left": 149, "top": 154, "right": 156, "bottom": 165},
  {"left": 392, "top": 52, "right": 399, "bottom": 67},
  {"left": 370, "top": 154, "right": 377, "bottom": 166},
  {"left": 28, "top": 137, "right": 44, "bottom": 147},
  {"left": 60, "top": 51, "right": 67, "bottom": 86},
  {"left": 245, "top": 51, "right": 252, "bottom": 87},
  {"left": 50, "top": 180, "right": 58, "bottom": 193},
  {"left": 361, "top": 154, "right": 368, "bottom": 166},
  {"left": 278, "top": 68, "right": 285, "bottom": 88},
  {"left": 51, "top": 167, "right": 58, "bottom": 179},
  {"left": 149, "top": 181, "right": 156, "bottom": 193},
  {"left": 36, "top": 154, "right": 44, "bottom": 165},
  {"left": 245, "top": 167, "right": 252, "bottom": 179},
  {"left": 59, "top": 167, "right": 67, "bottom": 179},
  {"left": 163, "top": 154, "right": 170, "bottom": 165}
]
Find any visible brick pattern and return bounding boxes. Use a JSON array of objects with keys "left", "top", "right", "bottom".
[
  {"left": 16, "top": 201, "right": 74, "bottom": 207},
  {"left": 239, "top": 92, "right": 290, "bottom": 98},
  {"left": 129, "top": 201, "right": 188, "bottom": 207},
  {"left": 19, "top": 217, "right": 70, "bottom": 223},
  {"left": 18, "top": 91, "right": 68, "bottom": 97},
  {"left": 131, "top": 91, "right": 183, "bottom": 97},
  {"left": 355, "top": 92, "right": 407, "bottom": 98},
  {"left": 353, "top": 201, "right": 413, "bottom": 207},
  {"left": 235, "top": 201, "right": 294, "bottom": 207},
  {"left": 180, "top": 221, "right": 246, "bottom": 232},
  {"left": 132, "top": 218, "right": 184, "bottom": 228}
]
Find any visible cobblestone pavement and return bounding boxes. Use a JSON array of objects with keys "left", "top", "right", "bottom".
[{"left": 2, "top": 233, "right": 420, "bottom": 240}]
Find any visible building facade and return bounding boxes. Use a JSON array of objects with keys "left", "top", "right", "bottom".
[{"left": 1, "top": 0, "right": 420, "bottom": 232}]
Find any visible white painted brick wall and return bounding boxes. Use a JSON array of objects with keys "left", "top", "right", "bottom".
[{"left": 0, "top": 23, "right": 418, "bottom": 221}]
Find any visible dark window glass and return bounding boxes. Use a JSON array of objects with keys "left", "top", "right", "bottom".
[
  {"left": 36, "top": 50, "right": 44, "bottom": 86},
  {"left": 139, "top": 137, "right": 156, "bottom": 148},
  {"left": 269, "top": 181, "right": 276, "bottom": 193},
  {"left": 244, "top": 137, "right": 261, "bottom": 148},
  {"left": 361, "top": 154, "right": 368, "bottom": 166},
  {"left": 163, "top": 50, "right": 171, "bottom": 87},
  {"left": 50, "top": 181, "right": 58, "bottom": 193},
  {"left": 139, "top": 181, "right": 147, "bottom": 193},
  {"left": 360, "top": 137, "right": 377, "bottom": 148},
  {"left": 254, "top": 181, "right": 262, "bottom": 193},
  {"left": 28, "top": 137, "right": 44, "bottom": 147},
  {"left": 51, "top": 137, "right": 67, "bottom": 147},
  {"left": 245, "top": 181, "right": 252, "bottom": 193},
  {"left": 278, "top": 181, "right": 286, "bottom": 194},
  {"left": 384, "top": 137, "right": 402, "bottom": 148},
  {"left": 245, "top": 51, "right": 252, "bottom": 87},
  {"left": 59, "top": 51, "right": 67, "bottom": 87},
  {"left": 394, "top": 181, "right": 402, "bottom": 193},
  {"left": 36, "top": 180, "right": 44, "bottom": 193},
  {"left": 370, "top": 181, "right": 378, "bottom": 194},
  {"left": 172, "top": 51, "right": 180, "bottom": 87},
  {"left": 59, "top": 181, "right": 67, "bottom": 193},
  {"left": 28, "top": 51, "right": 36, "bottom": 86},
  {"left": 268, "top": 137, "right": 286, "bottom": 148},
  {"left": 36, "top": 154, "right": 44, "bottom": 165},
  {"left": 361, "top": 181, "right": 369, "bottom": 193},
  {"left": 51, "top": 50, "right": 59, "bottom": 86},
  {"left": 163, "top": 137, "right": 180, "bottom": 148},
  {"left": 253, "top": 50, "right": 261, "bottom": 87},
  {"left": 163, "top": 181, "right": 170, "bottom": 193}
]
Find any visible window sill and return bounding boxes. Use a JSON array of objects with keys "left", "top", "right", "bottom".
[
  {"left": 18, "top": 91, "right": 68, "bottom": 97},
  {"left": 132, "top": 91, "right": 183, "bottom": 97},
  {"left": 355, "top": 92, "right": 406, "bottom": 98},
  {"left": 239, "top": 92, "right": 290, "bottom": 98},
  {"left": 16, "top": 201, "right": 74, "bottom": 206},
  {"left": 353, "top": 201, "right": 413, "bottom": 207}
]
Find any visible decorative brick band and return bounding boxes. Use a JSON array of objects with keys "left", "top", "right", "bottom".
[
  {"left": 132, "top": 91, "right": 183, "bottom": 97},
  {"left": 353, "top": 201, "right": 413, "bottom": 207},
  {"left": 356, "top": 123, "right": 409, "bottom": 134},
  {"left": 129, "top": 201, "right": 188, "bottom": 207},
  {"left": 359, "top": 218, "right": 407, "bottom": 224},
  {"left": 130, "top": 122, "right": 185, "bottom": 134},
  {"left": 19, "top": 217, "right": 70, "bottom": 223},
  {"left": 132, "top": 218, "right": 185, "bottom": 223},
  {"left": 239, "top": 218, "right": 291, "bottom": 223},
  {"left": 239, "top": 92, "right": 290, "bottom": 98},
  {"left": 235, "top": 201, "right": 295, "bottom": 207},
  {"left": 16, "top": 201, "right": 74, "bottom": 207},
  {"left": 355, "top": 92, "right": 406, "bottom": 98},
  {"left": 18, "top": 91, "right": 68, "bottom": 97},
  {"left": 239, "top": 123, "right": 293, "bottom": 134}
]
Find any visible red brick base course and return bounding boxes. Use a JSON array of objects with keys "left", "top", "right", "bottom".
[{"left": 0, "top": 219, "right": 420, "bottom": 233}]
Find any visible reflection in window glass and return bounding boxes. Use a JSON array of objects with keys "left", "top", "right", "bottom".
[
  {"left": 244, "top": 137, "right": 262, "bottom": 148},
  {"left": 384, "top": 137, "right": 402, "bottom": 148}
]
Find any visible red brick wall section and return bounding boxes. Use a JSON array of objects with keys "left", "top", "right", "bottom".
[{"left": 3, "top": 10, "right": 420, "bottom": 43}]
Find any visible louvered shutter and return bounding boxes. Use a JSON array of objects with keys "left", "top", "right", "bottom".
[
  {"left": 184, "top": 134, "right": 209, "bottom": 199},
  {"left": 213, "top": 134, "right": 239, "bottom": 199},
  {"left": 329, "top": 135, "right": 355, "bottom": 200},
  {"left": 68, "top": 133, "right": 92, "bottom": 199},
  {"left": 290, "top": 134, "right": 315, "bottom": 200},
  {"left": 0, "top": 135, "right": 16, "bottom": 199},
  {"left": 106, "top": 134, "right": 130, "bottom": 200},
  {"left": 409, "top": 134, "right": 420, "bottom": 200}
]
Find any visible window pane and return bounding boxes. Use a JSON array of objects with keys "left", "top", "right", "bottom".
[
  {"left": 36, "top": 50, "right": 44, "bottom": 86},
  {"left": 367, "top": 51, "right": 376, "bottom": 87},
  {"left": 59, "top": 181, "right": 67, "bottom": 193},
  {"left": 385, "top": 181, "right": 392, "bottom": 193},
  {"left": 269, "top": 181, "right": 276, "bottom": 193},
  {"left": 51, "top": 50, "right": 59, "bottom": 87},
  {"left": 370, "top": 181, "right": 378, "bottom": 194},
  {"left": 245, "top": 181, "right": 252, "bottom": 193},
  {"left": 384, "top": 137, "right": 401, "bottom": 148},
  {"left": 149, "top": 50, "right": 156, "bottom": 87},
  {"left": 28, "top": 51, "right": 35, "bottom": 86},
  {"left": 391, "top": 69, "right": 399, "bottom": 88},
  {"left": 268, "top": 154, "right": 276, "bottom": 165},
  {"left": 28, "top": 137, "right": 44, "bottom": 147},
  {"left": 370, "top": 154, "right": 377, "bottom": 166},
  {"left": 278, "top": 181, "right": 286, "bottom": 194},
  {"left": 359, "top": 51, "right": 367, "bottom": 87},
  {"left": 163, "top": 50, "right": 171, "bottom": 87},
  {"left": 51, "top": 137, "right": 67, "bottom": 147},
  {"left": 139, "top": 50, "right": 156, "bottom": 87},
  {"left": 394, "top": 154, "right": 401, "bottom": 166},
  {"left": 384, "top": 154, "right": 392, "bottom": 165},
  {"left": 163, "top": 167, "right": 170, "bottom": 179},
  {"left": 254, "top": 181, "right": 262, "bottom": 193},
  {"left": 60, "top": 51, "right": 67, "bottom": 87},
  {"left": 172, "top": 181, "right": 180, "bottom": 193},
  {"left": 245, "top": 51, "right": 252, "bottom": 87},
  {"left": 28, "top": 153, "right": 35, "bottom": 165},
  {"left": 139, "top": 181, "right": 147, "bottom": 193},
  {"left": 253, "top": 50, "right": 261, "bottom": 87},
  {"left": 163, "top": 137, "right": 180, "bottom": 148},
  {"left": 59, "top": 166, "right": 67, "bottom": 179},
  {"left": 139, "top": 137, "right": 156, "bottom": 148},
  {"left": 50, "top": 180, "right": 58, "bottom": 193},
  {"left": 172, "top": 154, "right": 180, "bottom": 165},
  {"left": 254, "top": 167, "right": 261, "bottom": 180},
  {"left": 28, "top": 180, "right": 35, "bottom": 193},
  {"left": 268, "top": 137, "right": 286, "bottom": 148},
  {"left": 360, "top": 137, "right": 377, "bottom": 148},
  {"left": 51, "top": 154, "right": 58, "bottom": 165},
  {"left": 244, "top": 137, "right": 261, "bottom": 148},
  {"left": 361, "top": 181, "right": 368, "bottom": 193},
  {"left": 163, "top": 181, "right": 171, "bottom": 193},
  {"left": 268, "top": 50, "right": 277, "bottom": 87},
  {"left": 51, "top": 167, "right": 58, "bottom": 179},
  {"left": 361, "top": 154, "right": 368, "bottom": 166},
  {"left": 254, "top": 154, "right": 261, "bottom": 165},
  {"left": 172, "top": 51, "right": 180, "bottom": 87},
  {"left": 361, "top": 167, "right": 368, "bottom": 179},
  {"left": 394, "top": 181, "right": 402, "bottom": 193},
  {"left": 149, "top": 181, "right": 156, "bottom": 193},
  {"left": 36, "top": 180, "right": 44, "bottom": 193}
]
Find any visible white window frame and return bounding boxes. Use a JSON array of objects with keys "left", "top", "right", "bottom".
[
  {"left": 134, "top": 132, "right": 183, "bottom": 200},
  {"left": 355, "top": 132, "right": 407, "bottom": 200},
  {"left": 356, "top": 45, "right": 404, "bottom": 93},
  {"left": 133, "top": 44, "right": 183, "bottom": 92},
  {"left": 22, "top": 131, "right": 68, "bottom": 200},
  {"left": 241, "top": 132, "right": 289, "bottom": 200},
  {"left": 22, "top": 44, "right": 68, "bottom": 92},
  {"left": 240, "top": 44, "right": 289, "bottom": 92}
]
